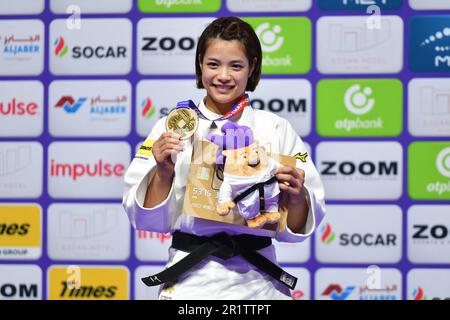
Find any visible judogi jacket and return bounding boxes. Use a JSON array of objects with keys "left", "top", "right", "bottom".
[{"left": 122, "top": 98, "right": 326, "bottom": 243}]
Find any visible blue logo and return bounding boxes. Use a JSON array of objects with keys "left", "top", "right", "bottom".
[
  {"left": 318, "top": 0, "right": 402, "bottom": 10},
  {"left": 410, "top": 16, "right": 450, "bottom": 72}
]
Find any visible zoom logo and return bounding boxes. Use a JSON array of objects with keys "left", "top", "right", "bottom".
[
  {"left": 344, "top": 85, "right": 375, "bottom": 115},
  {"left": 255, "top": 23, "right": 284, "bottom": 53},
  {"left": 436, "top": 147, "right": 450, "bottom": 178}
]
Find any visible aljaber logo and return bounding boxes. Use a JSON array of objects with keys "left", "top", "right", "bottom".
[
  {"left": 141, "top": 98, "right": 156, "bottom": 119},
  {"left": 255, "top": 23, "right": 284, "bottom": 53},
  {"left": 54, "top": 96, "right": 87, "bottom": 113},
  {"left": 344, "top": 84, "right": 375, "bottom": 115},
  {"left": 320, "top": 223, "right": 336, "bottom": 244},
  {"left": 436, "top": 147, "right": 450, "bottom": 178},
  {"left": 412, "top": 287, "right": 428, "bottom": 300},
  {"left": 322, "top": 284, "right": 355, "bottom": 300},
  {"left": 410, "top": 16, "right": 450, "bottom": 72},
  {"left": 54, "top": 36, "right": 68, "bottom": 58}
]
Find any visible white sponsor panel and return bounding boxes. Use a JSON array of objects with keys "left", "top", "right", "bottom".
[
  {"left": 0, "top": 265, "right": 42, "bottom": 300},
  {"left": 315, "top": 268, "right": 402, "bottom": 300},
  {"left": 408, "top": 205, "right": 450, "bottom": 264},
  {"left": 135, "top": 266, "right": 165, "bottom": 300},
  {"left": 409, "top": 0, "right": 450, "bottom": 10},
  {"left": 137, "top": 18, "right": 213, "bottom": 75},
  {"left": 0, "top": 0, "right": 44, "bottom": 14},
  {"left": 49, "top": 80, "right": 131, "bottom": 137},
  {"left": 48, "top": 142, "right": 130, "bottom": 199},
  {"left": 50, "top": 0, "right": 132, "bottom": 13},
  {"left": 316, "top": 141, "right": 403, "bottom": 200},
  {"left": 274, "top": 238, "right": 310, "bottom": 263},
  {"left": 136, "top": 80, "right": 204, "bottom": 137},
  {"left": 135, "top": 230, "right": 172, "bottom": 262},
  {"left": 316, "top": 205, "right": 402, "bottom": 263},
  {"left": 0, "top": 81, "right": 43, "bottom": 137},
  {"left": 407, "top": 269, "right": 450, "bottom": 300},
  {"left": 283, "top": 267, "right": 310, "bottom": 300},
  {"left": 0, "top": 142, "right": 43, "bottom": 198},
  {"left": 251, "top": 79, "right": 311, "bottom": 136},
  {"left": 408, "top": 78, "right": 450, "bottom": 137},
  {"left": 0, "top": 20, "right": 44, "bottom": 76},
  {"left": 317, "top": 16, "right": 403, "bottom": 74},
  {"left": 48, "top": 203, "right": 130, "bottom": 261},
  {"left": 227, "top": 0, "right": 311, "bottom": 12},
  {"left": 49, "top": 18, "right": 132, "bottom": 75}
]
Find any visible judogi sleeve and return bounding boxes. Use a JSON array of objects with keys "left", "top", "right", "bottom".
[
  {"left": 122, "top": 118, "right": 176, "bottom": 233},
  {"left": 275, "top": 119, "right": 326, "bottom": 243}
]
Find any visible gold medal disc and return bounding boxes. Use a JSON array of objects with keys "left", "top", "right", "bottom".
[{"left": 165, "top": 107, "right": 199, "bottom": 140}]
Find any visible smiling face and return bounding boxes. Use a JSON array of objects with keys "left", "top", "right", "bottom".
[{"left": 200, "top": 38, "right": 255, "bottom": 114}]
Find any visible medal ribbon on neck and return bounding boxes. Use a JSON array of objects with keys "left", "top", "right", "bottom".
[{"left": 176, "top": 93, "right": 250, "bottom": 122}]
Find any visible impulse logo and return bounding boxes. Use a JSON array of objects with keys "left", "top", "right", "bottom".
[
  {"left": 137, "top": 231, "right": 171, "bottom": 244},
  {"left": 50, "top": 159, "right": 125, "bottom": 181},
  {"left": 322, "top": 284, "right": 355, "bottom": 300},
  {"left": 54, "top": 36, "right": 68, "bottom": 57},
  {"left": 54, "top": 96, "right": 87, "bottom": 113},
  {"left": 320, "top": 223, "right": 336, "bottom": 244},
  {"left": 0, "top": 99, "right": 38, "bottom": 116},
  {"left": 141, "top": 98, "right": 156, "bottom": 119},
  {"left": 412, "top": 287, "right": 428, "bottom": 300}
]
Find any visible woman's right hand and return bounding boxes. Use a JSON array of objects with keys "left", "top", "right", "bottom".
[{"left": 151, "top": 132, "right": 184, "bottom": 181}]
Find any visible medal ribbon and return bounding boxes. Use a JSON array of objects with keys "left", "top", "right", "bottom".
[{"left": 175, "top": 94, "right": 250, "bottom": 122}]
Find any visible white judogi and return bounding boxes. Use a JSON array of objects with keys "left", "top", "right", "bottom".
[
  {"left": 122, "top": 96, "right": 326, "bottom": 300},
  {"left": 218, "top": 157, "right": 281, "bottom": 220}
]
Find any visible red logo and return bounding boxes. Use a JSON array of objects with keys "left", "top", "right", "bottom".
[
  {"left": 137, "top": 231, "right": 172, "bottom": 244},
  {"left": 50, "top": 159, "right": 125, "bottom": 181},
  {"left": 0, "top": 99, "right": 39, "bottom": 116}
]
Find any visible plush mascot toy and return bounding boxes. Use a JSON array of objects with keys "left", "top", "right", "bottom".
[{"left": 207, "top": 122, "right": 282, "bottom": 228}]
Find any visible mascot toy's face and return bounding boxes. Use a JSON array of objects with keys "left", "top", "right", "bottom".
[{"left": 222, "top": 141, "right": 269, "bottom": 177}]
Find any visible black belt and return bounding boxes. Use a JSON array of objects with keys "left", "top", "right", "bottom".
[
  {"left": 141, "top": 231, "right": 298, "bottom": 290},
  {"left": 233, "top": 176, "right": 277, "bottom": 212}
]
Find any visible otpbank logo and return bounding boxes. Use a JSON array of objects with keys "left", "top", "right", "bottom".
[
  {"left": 227, "top": 0, "right": 312, "bottom": 12},
  {"left": 410, "top": 16, "right": 450, "bottom": 72},
  {"left": 317, "top": 16, "right": 403, "bottom": 74},
  {"left": 408, "top": 142, "right": 450, "bottom": 200},
  {"left": 49, "top": 19, "right": 132, "bottom": 75},
  {"left": 48, "top": 266, "right": 129, "bottom": 300},
  {"left": 317, "top": 79, "right": 402, "bottom": 136},
  {"left": 0, "top": 20, "right": 44, "bottom": 76},
  {"left": 318, "top": 0, "right": 403, "bottom": 10},
  {"left": 322, "top": 284, "right": 355, "bottom": 300},
  {"left": 138, "top": 0, "right": 220, "bottom": 12},
  {"left": 245, "top": 17, "right": 311, "bottom": 74},
  {"left": 0, "top": 204, "right": 42, "bottom": 260},
  {"left": 48, "top": 142, "right": 130, "bottom": 199},
  {"left": 54, "top": 36, "right": 68, "bottom": 58},
  {"left": 320, "top": 223, "right": 336, "bottom": 244}
]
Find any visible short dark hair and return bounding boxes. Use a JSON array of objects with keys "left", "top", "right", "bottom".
[{"left": 195, "top": 16, "right": 262, "bottom": 92}]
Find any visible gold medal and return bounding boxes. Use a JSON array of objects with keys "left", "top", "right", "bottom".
[{"left": 165, "top": 107, "right": 199, "bottom": 140}]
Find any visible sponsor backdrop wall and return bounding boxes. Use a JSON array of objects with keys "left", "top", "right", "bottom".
[{"left": 0, "top": 0, "right": 449, "bottom": 300}]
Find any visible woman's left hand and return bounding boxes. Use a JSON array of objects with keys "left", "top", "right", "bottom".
[{"left": 275, "top": 165, "right": 306, "bottom": 204}]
